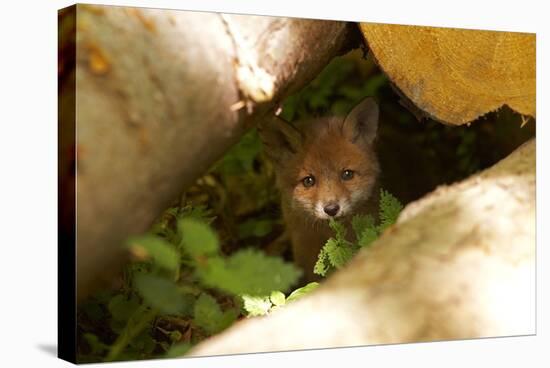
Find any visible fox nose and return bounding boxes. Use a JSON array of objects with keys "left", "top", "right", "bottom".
[{"left": 323, "top": 203, "right": 340, "bottom": 217}]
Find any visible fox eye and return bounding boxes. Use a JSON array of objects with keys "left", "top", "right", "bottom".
[
  {"left": 302, "top": 176, "right": 316, "bottom": 188},
  {"left": 341, "top": 169, "right": 354, "bottom": 181}
]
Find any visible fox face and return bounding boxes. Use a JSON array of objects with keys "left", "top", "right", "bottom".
[{"left": 259, "top": 97, "right": 380, "bottom": 221}]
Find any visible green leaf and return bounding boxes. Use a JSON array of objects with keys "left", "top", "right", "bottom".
[
  {"left": 313, "top": 246, "right": 330, "bottom": 277},
  {"left": 238, "top": 219, "right": 273, "bottom": 238},
  {"left": 221, "top": 309, "right": 239, "bottom": 330},
  {"left": 286, "top": 282, "right": 320, "bottom": 303},
  {"left": 168, "top": 330, "right": 183, "bottom": 342},
  {"left": 194, "top": 255, "right": 226, "bottom": 282},
  {"left": 128, "top": 330, "right": 156, "bottom": 354},
  {"left": 197, "top": 249, "right": 302, "bottom": 296},
  {"left": 325, "top": 238, "right": 354, "bottom": 269},
  {"left": 178, "top": 218, "right": 219, "bottom": 257},
  {"left": 83, "top": 333, "right": 109, "bottom": 355},
  {"left": 222, "top": 249, "right": 301, "bottom": 295},
  {"left": 108, "top": 294, "right": 140, "bottom": 322},
  {"left": 242, "top": 295, "right": 272, "bottom": 317},
  {"left": 328, "top": 218, "right": 347, "bottom": 241},
  {"left": 178, "top": 293, "right": 196, "bottom": 318},
  {"left": 193, "top": 293, "right": 223, "bottom": 334},
  {"left": 164, "top": 343, "right": 191, "bottom": 358},
  {"left": 215, "top": 129, "right": 263, "bottom": 175},
  {"left": 127, "top": 235, "right": 180, "bottom": 272},
  {"left": 270, "top": 291, "right": 286, "bottom": 306},
  {"left": 358, "top": 227, "right": 378, "bottom": 248},
  {"left": 379, "top": 189, "right": 403, "bottom": 232},
  {"left": 134, "top": 274, "right": 184, "bottom": 315},
  {"left": 194, "top": 293, "right": 236, "bottom": 334},
  {"left": 351, "top": 214, "right": 375, "bottom": 240}
]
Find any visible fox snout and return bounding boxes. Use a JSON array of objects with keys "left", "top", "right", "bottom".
[
  {"left": 313, "top": 199, "right": 350, "bottom": 220},
  {"left": 323, "top": 203, "right": 340, "bottom": 217}
]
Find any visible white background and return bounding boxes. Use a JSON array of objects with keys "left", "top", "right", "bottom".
[{"left": 0, "top": 0, "right": 547, "bottom": 367}]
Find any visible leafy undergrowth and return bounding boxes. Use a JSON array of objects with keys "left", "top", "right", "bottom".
[
  {"left": 314, "top": 190, "right": 403, "bottom": 277},
  {"left": 78, "top": 193, "right": 402, "bottom": 363},
  {"left": 78, "top": 206, "right": 306, "bottom": 363}
]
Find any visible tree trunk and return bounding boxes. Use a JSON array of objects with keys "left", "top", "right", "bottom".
[
  {"left": 68, "top": 4, "right": 357, "bottom": 299},
  {"left": 190, "top": 139, "right": 535, "bottom": 356}
]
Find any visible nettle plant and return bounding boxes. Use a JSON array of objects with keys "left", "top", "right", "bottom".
[
  {"left": 242, "top": 189, "right": 403, "bottom": 317},
  {"left": 314, "top": 189, "right": 403, "bottom": 277},
  {"left": 80, "top": 205, "right": 306, "bottom": 362},
  {"left": 120, "top": 208, "right": 302, "bottom": 359},
  {"left": 80, "top": 193, "right": 402, "bottom": 362}
]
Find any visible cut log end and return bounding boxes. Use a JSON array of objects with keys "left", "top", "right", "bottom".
[{"left": 360, "top": 23, "right": 535, "bottom": 125}]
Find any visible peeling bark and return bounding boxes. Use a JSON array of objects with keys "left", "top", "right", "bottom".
[
  {"left": 190, "top": 139, "right": 535, "bottom": 356},
  {"left": 71, "top": 4, "right": 357, "bottom": 299}
]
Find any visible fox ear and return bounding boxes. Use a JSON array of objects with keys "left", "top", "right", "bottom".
[
  {"left": 258, "top": 113, "right": 302, "bottom": 162},
  {"left": 342, "top": 97, "right": 379, "bottom": 145}
]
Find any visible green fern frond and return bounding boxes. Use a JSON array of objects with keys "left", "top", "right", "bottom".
[{"left": 378, "top": 189, "right": 403, "bottom": 232}]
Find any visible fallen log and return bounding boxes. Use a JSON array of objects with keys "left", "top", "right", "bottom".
[
  {"left": 190, "top": 139, "right": 535, "bottom": 356},
  {"left": 65, "top": 5, "right": 357, "bottom": 299},
  {"left": 359, "top": 24, "right": 536, "bottom": 125}
]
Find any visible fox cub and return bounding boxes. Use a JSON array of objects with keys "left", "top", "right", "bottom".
[{"left": 259, "top": 97, "right": 380, "bottom": 280}]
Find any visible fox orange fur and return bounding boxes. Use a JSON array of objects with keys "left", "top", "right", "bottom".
[{"left": 259, "top": 97, "right": 380, "bottom": 280}]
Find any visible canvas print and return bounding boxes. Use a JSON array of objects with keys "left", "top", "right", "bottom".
[{"left": 58, "top": 3, "right": 536, "bottom": 363}]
